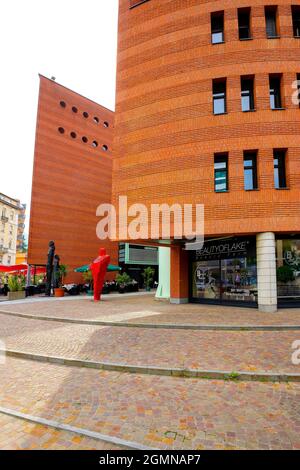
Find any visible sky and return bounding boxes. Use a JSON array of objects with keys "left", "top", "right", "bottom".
[{"left": 0, "top": 0, "right": 119, "bottom": 230}]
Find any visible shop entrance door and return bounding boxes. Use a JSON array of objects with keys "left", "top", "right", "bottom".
[{"left": 192, "top": 260, "right": 222, "bottom": 301}]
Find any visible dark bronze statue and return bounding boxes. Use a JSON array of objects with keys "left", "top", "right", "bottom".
[
  {"left": 53, "top": 254, "right": 60, "bottom": 288},
  {"left": 45, "top": 240, "right": 55, "bottom": 296}
]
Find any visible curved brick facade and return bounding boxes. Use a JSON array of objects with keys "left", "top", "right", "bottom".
[{"left": 113, "top": 0, "right": 300, "bottom": 239}]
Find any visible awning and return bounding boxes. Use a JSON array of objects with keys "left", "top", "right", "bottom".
[
  {"left": 0, "top": 264, "right": 46, "bottom": 274},
  {"left": 74, "top": 264, "right": 121, "bottom": 273}
]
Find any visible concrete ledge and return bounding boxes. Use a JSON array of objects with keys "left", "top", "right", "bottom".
[
  {"left": 1, "top": 309, "right": 300, "bottom": 331},
  {"left": 170, "top": 298, "right": 189, "bottom": 304},
  {"left": 2, "top": 348, "right": 300, "bottom": 383},
  {"left": 0, "top": 406, "right": 155, "bottom": 451}
]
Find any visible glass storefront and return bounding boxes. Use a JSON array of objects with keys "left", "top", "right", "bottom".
[
  {"left": 191, "top": 237, "right": 257, "bottom": 305},
  {"left": 276, "top": 238, "right": 300, "bottom": 305}
]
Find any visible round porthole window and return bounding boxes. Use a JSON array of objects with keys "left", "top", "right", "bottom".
[
  {"left": 92, "top": 141, "right": 98, "bottom": 148},
  {"left": 83, "top": 111, "right": 89, "bottom": 118},
  {"left": 60, "top": 101, "right": 66, "bottom": 108},
  {"left": 72, "top": 106, "right": 78, "bottom": 113},
  {"left": 58, "top": 127, "right": 65, "bottom": 134},
  {"left": 103, "top": 121, "right": 109, "bottom": 128},
  {"left": 102, "top": 144, "right": 108, "bottom": 151},
  {"left": 82, "top": 136, "right": 88, "bottom": 143},
  {"left": 93, "top": 117, "right": 99, "bottom": 124},
  {"left": 70, "top": 132, "right": 77, "bottom": 139}
]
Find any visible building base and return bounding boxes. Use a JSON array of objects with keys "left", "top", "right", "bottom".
[{"left": 170, "top": 298, "right": 189, "bottom": 304}]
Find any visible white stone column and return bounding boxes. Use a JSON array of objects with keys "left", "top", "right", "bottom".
[
  {"left": 155, "top": 247, "right": 170, "bottom": 300},
  {"left": 256, "top": 232, "right": 277, "bottom": 313}
]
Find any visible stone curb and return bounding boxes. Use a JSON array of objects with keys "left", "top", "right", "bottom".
[
  {"left": 1, "top": 309, "right": 299, "bottom": 331},
  {"left": 0, "top": 406, "right": 156, "bottom": 450},
  {"left": 2, "top": 348, "right": 300, "bottom": 383}
]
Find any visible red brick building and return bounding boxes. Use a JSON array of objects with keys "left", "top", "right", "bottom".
[
  {"left": 28, "top": 76, "right": 118, "bottom": 282},
  {"left": 112, "top": 0, "right": 300, "bottom": 311}
]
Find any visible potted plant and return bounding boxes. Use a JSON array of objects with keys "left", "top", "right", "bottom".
[
  {"left": 54, "top": 264, "right": 68, "bottom": 297},
  {"left": 142, "top": 266, "right": 155, "bottom": 292},
  {"left": 116, "top": 272, "right": 132, "bottom": 294},
  {"left": 82, "top": 269, "right": 93, "bottom": 296},
  {"left": 7, "top": 274, "right": 26, "bottom": 301}
]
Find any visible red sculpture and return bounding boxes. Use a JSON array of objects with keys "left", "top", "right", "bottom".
[{"left": 90, "top": 248, "right": 110, "bottom": 301}]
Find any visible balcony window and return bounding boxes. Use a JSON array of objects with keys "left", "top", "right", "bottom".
[
  {"left": 214, "top": 153, "right": 228, "bottom": 192},
  {"left": 269, "top": 75, "right": 283, "bottom": 109},
  {"left": 274, "top": 149, "right": 287, "bottom": 189},
  {"left": 292, "top": 5, "right": 300, "bottom": 37},
  {"left": 265, "top": 6, "right": 279, "bottom": 38},
  {"left": 213, "top": 79, "right": 227, "bottom": 115},
  {"left": 238, "top": 7, "right": 251, "bottom": 40},
  {"left": 211, "top": 11, "right": 224, "bottom": 44},
  {"left": 241, "top": 76, "right": 255, "bottom": 111},
  {"left": 244, "top": 151, "right": 258, "bottom": 190}
]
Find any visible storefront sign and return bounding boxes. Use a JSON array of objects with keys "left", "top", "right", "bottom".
[{"left": 195, "top": 238, "right": 252, "bottom": 260}]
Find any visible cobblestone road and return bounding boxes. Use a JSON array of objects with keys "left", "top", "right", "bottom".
[
  {"left": 0, "top": 313, "right": 299, "bottom": 373},
  {"left": 0, "top": 358, "right": 300, "bottom": 450},
  {"left": 1, "top": 295, "right": 300, "bottom": 325}
]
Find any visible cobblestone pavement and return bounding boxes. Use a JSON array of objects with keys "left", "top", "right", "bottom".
[
  {"left": 0, "top": 358, "right": 300, "bottom": 450},
  {"left": 0, "top": 413, "right": 125, "bottom": 450},
  {"left": 0, "top": 313, "right": 299, "bottom": 373},
  {"left": 1, "top": 295, "right": 300, "bottom": 325}
]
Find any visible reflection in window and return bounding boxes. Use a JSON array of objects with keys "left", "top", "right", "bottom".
[
  {"left": 241, "top": 76, "right": 255, "bottom": 111},
  {"left": 292, "top": 5, "right": 300, "bottom": 37},
  {"left": 244, "top": 151, "right": 258, "bottom": 190},
  {"left": 269, "top": 75, "right": 282, "bottom": 109},
  {"left": 265, "top": 6, "right": 278, "bottom": 38},
  {"left": 214, "top": 153, "right": 228, "bottom": 192},
  {"left": 213, "top": 79, "right": 226, "bottom": 115},
  {"left": 211, "top": 11, "right": 224, "bottom": 44},
  {"left": 274, "top": 149, "right": 287, "bottom": 189}
]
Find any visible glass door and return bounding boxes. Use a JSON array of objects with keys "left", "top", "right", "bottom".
[{"left": 192, "top": 260, "right": 221, "bottom": 300}]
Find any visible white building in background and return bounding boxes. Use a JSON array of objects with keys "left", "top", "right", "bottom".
[{"left": 0, "top": 192, "right": 24, "bottom": 266}]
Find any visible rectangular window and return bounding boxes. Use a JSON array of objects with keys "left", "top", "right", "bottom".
[
  {"left": 211, "top": 11, "right": 224, "bottom": 44},
  {"left": 274, "top": 149, "right": 287, "bottom": 189},
  {"left": 269, "top": 74, "right": 282, "bottom": 109},
  {"left": 213, "top": 79, "right": 226, "bottom": 115},
  {"left": 244, "top": 151, "right": 258, "bottom": 190},
  {"left": 214, "top": 153, "right": 228, "bottom": 192},
  {"left": 241, "top": 76, "right": 255, "bottom": 111},
  {"left": 265, "top": 6, "right": 279, "bottom": 38},
  {"left": 292, "top": 5, "right": 300, "bottom": 37},
  {"left": 238, "top": 7, "right": 251, "bottom": 40},
  {"left": 129, "top": 0, "right": 149, "bottom": 9},
  {"left": 297, "top": 73, "right": 300, "bottom": 107}
]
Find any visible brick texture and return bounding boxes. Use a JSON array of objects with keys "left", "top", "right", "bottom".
[
  {"left": 112, "top": 0, "right": 300, "bottom": 240},
  {"left": 28, "top": 76, "right": 118, "bottom": 282}
]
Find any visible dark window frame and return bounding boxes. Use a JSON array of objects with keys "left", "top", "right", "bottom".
[
  {"left": 265, "top": 5, "right": 279, "bottom": 38},
  {"left": 213, "top": 78, "right": 227, "bottom": 115},
  {"left": 269, "top": 74, "right": 283, "bottom": 110},
  {"left": 297, "top": 73, "right": 300, "bottom": 108},
  {"left": 214, "top": 153, "right": 229, "bottom": 192},
  {"left": 211, "top": 11, "right": 225, "bottom": 44},
  {"left": 243, "top": 150, "right": 258, "bottom": 190},
  {"left": 241, "top": 75, "right": 255, "bottom": 112},
  {"left": 273, "top": 149, "right": 287, "bottom": 189},
  {"left": 238, "top": 7, "right": 252, "bottom": 40},
  {"left": 292, "top": 5, "right": 300, "bottom": 37}
]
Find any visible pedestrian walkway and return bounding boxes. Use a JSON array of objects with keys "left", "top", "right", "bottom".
[{"left": 1, "top": 296, "right": 300, "bottom": 449}]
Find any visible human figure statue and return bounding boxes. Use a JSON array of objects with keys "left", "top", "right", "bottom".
[
  {"left": 90, "top": 248, "right": 110, "bottom": 301},
  {"left": 45, "top": 240, "right": 55, "bottom": 296},
  {"left": 52, "top": 254, "right": 60, "bottom": 288}
]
